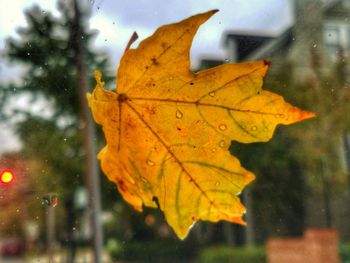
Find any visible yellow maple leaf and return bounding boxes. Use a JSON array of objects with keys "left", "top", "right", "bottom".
[{"left": 87, "top": 10, "right": 315, "bottom": 239}]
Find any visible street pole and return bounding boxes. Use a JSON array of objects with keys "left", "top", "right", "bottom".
[
  {"left": 45, "top": 205, "right": 55, "bottom": 262},
  {"left": 71, "top": 0, "right": 103, "bottom": 261}
]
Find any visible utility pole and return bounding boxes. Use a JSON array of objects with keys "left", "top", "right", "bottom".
[{"left": 71, "top": 0, "right": 103, "bottom": 261}]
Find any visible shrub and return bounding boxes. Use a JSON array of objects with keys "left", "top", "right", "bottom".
[
  {"left": 197, "top": 245, "right": 266, "bottom": 263},
  {"left": 108, "top": 240, "right": 196, "bottom": 263},
  {"left": 340, "top": 242, "right": 350, "bottom": 263}
]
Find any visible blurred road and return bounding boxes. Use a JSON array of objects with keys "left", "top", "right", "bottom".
[
  {"left": 1, "top": 250, "right": 111, "bottom": 262},
  {"left": 0, "top": 257, "right": 22, "bottom": 263}
]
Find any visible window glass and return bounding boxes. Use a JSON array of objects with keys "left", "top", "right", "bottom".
[{"left": 0, "top": 1, "right": 349, "bottom": 262}]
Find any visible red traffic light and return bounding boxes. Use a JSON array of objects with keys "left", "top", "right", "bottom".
[{"left": 0, "top": 169, "right": 15, "bottom": 185}]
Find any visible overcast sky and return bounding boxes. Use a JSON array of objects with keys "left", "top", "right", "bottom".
[
  {"left": 0, "top": 0, "right": 293, "bottom": 77},
  {"left": 0, "top": 0, "right": 293, "bottom": 153}
]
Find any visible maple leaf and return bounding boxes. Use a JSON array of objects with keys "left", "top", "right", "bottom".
[{"left": 87, "top": 10, "right": 315, "bottom": 239}]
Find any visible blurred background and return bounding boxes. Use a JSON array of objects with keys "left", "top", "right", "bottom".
[{"left": 0, "top": 0, "right": 350, "bottom": 262}]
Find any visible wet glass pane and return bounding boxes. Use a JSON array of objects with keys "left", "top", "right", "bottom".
[{"left": 0, "top": 1, "right": 349, "bottom": 262}]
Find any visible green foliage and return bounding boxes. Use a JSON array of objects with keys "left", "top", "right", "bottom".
[
  {"left": 341, "top": 242, "right": 350, "bottom": 263},
  {"left": 0, "top": 1, "right": 116, "bottom": 242},
  {"left": 3, "top": 2, "right": 113, "bottom": 203},
  {"left": 231, "top": 131, "right": 306, "bottom": 240},
  {"left": 197, "top": 245, "right": 266, "bottom": 263},
  {"left": 16, "top": 117, "right": 83, "bottom": 197},
  {"left": 108, "top": 240, "right": 197, "bottom": 263},
  {"left": 5, "top": 3, "right": 112, "bottom": 117}
]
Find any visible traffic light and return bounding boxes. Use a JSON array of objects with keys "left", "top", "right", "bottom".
[{"left": 0, "top": 169, "right": 15, "bottom": 185}]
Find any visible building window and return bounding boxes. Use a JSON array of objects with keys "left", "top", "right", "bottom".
[
  {"left": 324, "top": 26, "right": 340, "bottom": 60},
  {"left": 324, "top": 26, "right": 340, "bottom": 46}
]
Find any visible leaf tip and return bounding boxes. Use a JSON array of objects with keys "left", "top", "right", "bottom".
[
  {"left": 299, "top": 110, "right": 316, "bottom": 122},
  {"left": 199, "top": 9, "right": 219, "bottom": 20}
]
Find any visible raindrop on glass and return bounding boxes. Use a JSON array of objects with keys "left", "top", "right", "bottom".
[
  {"left": 219, "top": 140, "right": 226, "bottom": 148},
  {"left": 219, "top": 124, "right": 227, "bottom": 131},
  {"left": 176, "top": 110, "right": 183, "bottom": 119},
  {"left": 146, "top": 159, "right": 155, "bottom": 166}
]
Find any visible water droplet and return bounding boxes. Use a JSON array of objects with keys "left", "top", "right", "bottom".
[
  {"left": 219, "top": 124, "right": 227, "bottom": 131},
  {"left": 211, "top": 148, "right": 216, "bottom": 153},
  {"left": 215, "top": 181, "right": 220, "bottom": 186},
  {"left": 209, "top": 91, "right": 215, "bottom": 97},
  {"left": 251, "top": 126, "right": 257, "bottom": 131},
  {"left": 146, "top": 159, "right": 155, "bottom": 166},
  {"left": 219, "top": 140, "right": 226, "bottom": 148},
  {"left": 313, "top": 44, "right": 317, "bottom": 48},
  {"left": 176, "top": 110, "right": 183, "bottom": 119},
  {"left": 27, "top": 52, "right": 30, "bottom": 56},
  {"left": 128, "top": 176, "right": 136, "bottom": 185},
  {"left": 263, "top": 127, "right": 268, "bottom": 132},
  {"left": 63, "top": 138, "right": 67, "bottom": 141},
  {"left": 16, "top": 209, "right": 20, "bottom": 213}
]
